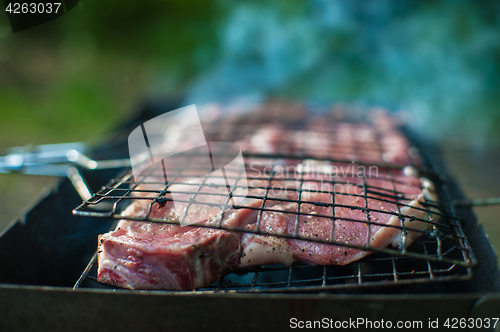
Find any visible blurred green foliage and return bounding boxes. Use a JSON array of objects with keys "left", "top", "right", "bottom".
[
  {"left": 0, "top": 0, "right": 226, "bottom": 148},
  {"left": 0, "top": 0, "right": 230, "bottom": 228},
  {"left": 1, "top": 0, "right": 500, "bottom": 148}
]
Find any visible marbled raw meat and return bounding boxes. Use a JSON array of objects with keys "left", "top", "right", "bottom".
[
  {"left": 240, "top": 167, "right": 437, "bottom": 266},
  {"left": 97, "top": 108, "right": 432, "bottom": 290}
]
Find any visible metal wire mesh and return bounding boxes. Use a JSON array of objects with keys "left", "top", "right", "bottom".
[
  {"left": 73, "top": 106, "right": 476, "bottom": 292},
  {"left": 74, "top": 248, "right": 471, "bottom": 292}
]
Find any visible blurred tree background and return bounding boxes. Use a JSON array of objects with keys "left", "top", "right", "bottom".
[
  {"left": 0, "top": 0, "right": 225, "bottom": 148},
  {"left": 0, "top": 0, "right": 227, "bottom": 228},
  {"left": 0, "top": 0, "right": 500, "bottom": 258}
]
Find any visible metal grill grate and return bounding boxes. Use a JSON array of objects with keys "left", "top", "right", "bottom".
[
  {"left": 72, "top": 106, "right": 476, "bottom": 292},
  {"left": 74, "top": 248, "right": 471, "bottom": 292}
]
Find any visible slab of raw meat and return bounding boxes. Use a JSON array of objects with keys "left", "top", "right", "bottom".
[
  {"left": 97, "top": 192, "right": 262, "bottom": 290},
  {"left": 97, "top": 165, "right": 296, "bottom": 290},
  {"left": 240, "top": 165, "right": 437, "bottom": 267},
  {"left": 234, "top": 111, "right": 420, "bottom": 166},
  {"left": 97, "top": 106, "right": 430, "bottom": 290}
]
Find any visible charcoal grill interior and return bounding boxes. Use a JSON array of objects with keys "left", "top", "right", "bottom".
[{"left": 72, "top": 103, "right": 476, "bottom": 293}]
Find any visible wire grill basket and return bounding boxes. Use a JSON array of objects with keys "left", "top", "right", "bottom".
[{"left": 73, "top": 106, "right": 476, "bottom": 292}]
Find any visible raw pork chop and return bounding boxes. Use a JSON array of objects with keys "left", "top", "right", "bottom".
[
  {"left": 97, "top": 166, "right": 296, "bottom": 290},
  {"left": 240, "top": 166, "right": 438, "bottom": 267},
  {"left": 97, "top": 107, "right": 431, "bottom": 290},
  {"left": 97, "top": 194, "right": 261, "bottom": 290},
  {"left": 236, "top": 111, "right": 420, "bottom": 166}
]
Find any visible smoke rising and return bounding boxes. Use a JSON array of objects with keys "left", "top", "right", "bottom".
[{"left": 186, "top": 0, "right": 500, "bottom": 145}]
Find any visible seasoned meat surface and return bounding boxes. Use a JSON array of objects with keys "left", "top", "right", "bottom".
[
  {"left": 97, "top": 107, "right": 435, "bottom": 290},
  {"left": 240, "top": 166, "right": 435, "bottom": 267},
  {"left": 98, "top": 197, "right": 260, "bottom": 290}
]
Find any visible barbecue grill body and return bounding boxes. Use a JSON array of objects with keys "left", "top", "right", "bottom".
[
  {"left": 0, "top": 287, "right": 492, "bottom": 332},
  {"left": 0, "top": 102, "right": 498, "bottom": 331}
]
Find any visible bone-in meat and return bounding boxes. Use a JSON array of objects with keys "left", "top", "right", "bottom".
[{"left": 97, "top": 108, "right": 434, "bottom": 290}]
